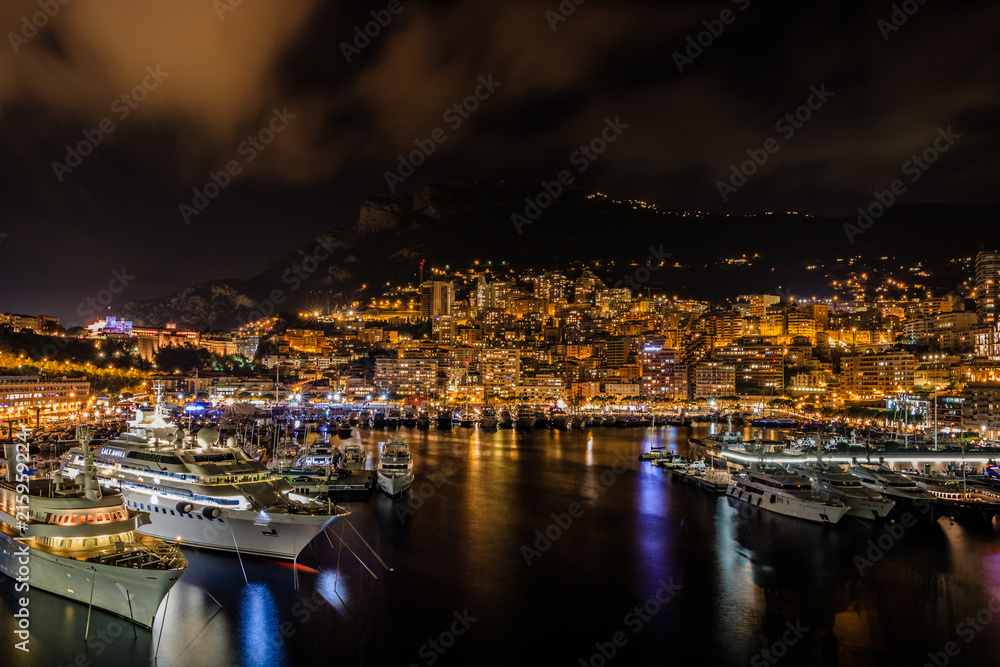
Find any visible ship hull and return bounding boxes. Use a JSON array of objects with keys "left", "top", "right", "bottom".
[
  {"left": 726, "top": 481, "right": 849, "bottom": 524},
  {"left": 119, "top": 490, "right": 341, "bottom": 561},
  {"left": 0, "top": 531, "right": 181, "bottom": 629},
  {"left": 377, "top": 470, "right": 414, "bottom": 496}
]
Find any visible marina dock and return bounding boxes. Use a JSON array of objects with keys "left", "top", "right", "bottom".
[{"left": 328, "top": 468, "right": 377, "bottom": 493}]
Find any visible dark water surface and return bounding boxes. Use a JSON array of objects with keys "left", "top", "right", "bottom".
[{"left": 3, "top": 425, "right": 1000, "bottom": 666}]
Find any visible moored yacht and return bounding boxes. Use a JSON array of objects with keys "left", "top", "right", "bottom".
[
  {"left": 58, "top": 389, "right": 348, "bottom": 561},
  {"left": 727, "top": 463, "right": 850, "bottom": 524},
  {"left": 376, "top": 435, "right": 414, "bottom": 496},
  {"left": 904, "top": 470, "right": 1000, "bottom": 529},
  {"left": 849, "top": 463, "right": 938, "bottom": 516},
  {"left": 435, "top": 409, "right": 453, "bottom": 430},
  {"left": 2, "top": 427, "right": 187, "bottom": 629},
  {"left": 480, "top": 407, "right": 498, "bottom": 431},
  {"left": 297, "top": 443, "right": 340, "bottom": 468},
  {"left": 787, "top": 461, "right": 894, "bottom": 520},
  {"left": 515, "top": 405, "right": 538, "bottom": 430},
  {"left": 550, "top": 408, "right": 569, "bottom": 430},
  {"left": 340, "top": 443, "right": 367, "bottom": 472},
  {"left": 416, "top": 411, "right": 431, "bottom": 430}
]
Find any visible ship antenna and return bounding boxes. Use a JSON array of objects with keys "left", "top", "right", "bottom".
[{"left": 77, "top": 425, "right": 101, "bottom": 501}]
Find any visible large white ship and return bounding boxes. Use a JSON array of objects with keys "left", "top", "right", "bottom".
[
  {"left": 58, "top": 389, "right": 348, "bottom": 561},
  {"left": 2, "top": 427, "right": 186, "bottom": 629}
]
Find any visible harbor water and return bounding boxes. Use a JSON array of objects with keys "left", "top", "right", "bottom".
[{"left": 3, "top": 425, "right": 1000, "bottom": 666}]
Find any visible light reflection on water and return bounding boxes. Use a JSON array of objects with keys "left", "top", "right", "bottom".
[
  {"left": 239, "top": 583, "right": 285, "bottom": 667},
  {"left": 2, "top": 425, "right": 1000, "bottom": 666}
]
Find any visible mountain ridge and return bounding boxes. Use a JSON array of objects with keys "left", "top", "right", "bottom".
[{"left": 119, "top": 182, "right": 1000, "bottom": 329}]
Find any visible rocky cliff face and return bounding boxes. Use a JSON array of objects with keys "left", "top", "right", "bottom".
[
  {"left": 358, "top": 193, "right": 408, "bottom": 233},
  {"left": 120, "top": 282, "right": 256, "bottom": 329}
]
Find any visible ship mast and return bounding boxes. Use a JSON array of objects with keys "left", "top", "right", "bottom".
[{"left": 77, "top": 425, "right": 101, "bottom": 501}]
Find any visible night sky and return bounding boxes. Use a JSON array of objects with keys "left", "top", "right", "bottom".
[{"left": 1, "top": 0, "right": 998, "bottom": 322}]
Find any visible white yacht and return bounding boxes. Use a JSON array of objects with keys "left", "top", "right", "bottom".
[
  {"left": 2, "top": 427, "right": 186, "bottom": 629},
  {"left": 787, "top": 461, "right": 895, "bottom": 520},
  {"left": 341, "top": 443, "right": 367, "bottom": 472},
  {"left": 58, "top": 389, "right": 348, "bottom": 561},
  {"left": 297, "top": 443, "right": 340, "bottom": 469},
  {"left": 727, "top": 463, "right": 850, "bottom": 524},
  {"left": 849, "top": 463, "right": 938, "bottom": 511},
  {"left": 377, "top": 435, "right": 413, "bottom": 496}
]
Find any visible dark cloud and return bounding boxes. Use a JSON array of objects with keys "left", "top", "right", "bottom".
[{"left": 0, "top": 0, "right": 998, "bottom": 319}]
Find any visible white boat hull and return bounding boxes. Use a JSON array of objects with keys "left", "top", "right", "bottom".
[
  {"left": 0, "top": 531, "right": 181, "bottom": 628},
  {"left": 812, "top": 482, "right": 895, "bottom": 520},
  {"left": 377, "top": 470, "right": 414, "bottom": 496},
  {"left": 727, "top": 480, "right": 849, "bottom": 524},
  {"left": 119, "top": 490, "right": 341, "bottom": 560},
  {"left": 837, "top": 494, "right": 894, "bottom": 520}
]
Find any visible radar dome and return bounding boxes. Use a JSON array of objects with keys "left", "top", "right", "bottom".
[
  {"left": 196, "top": 427, "right": 220, "bottom": 447},
  {"left": 227, "top": 436, "right": 236, "bottom": 447}
]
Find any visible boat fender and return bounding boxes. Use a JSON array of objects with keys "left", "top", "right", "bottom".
[
  {"left": 176, "top": 501, "right": 193, "bottom": 514},
  {"left": 203, "top": 507, "right": 221, "bottom": 519}
]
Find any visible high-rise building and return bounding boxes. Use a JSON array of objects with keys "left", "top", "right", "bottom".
[
  {"left": 374, "top": 357, "right": 439, "bottom": 397},
  {"left": 639, "top": 338, "right": 681, "bottom": 399},
  {"left": 975, "top": 250, "right": 1000, "bottom": 327},
  {"left": 738, "top": 294, "right": 781, "bottom": 319},
  {"left": 694, "top": 360, "right": 736, "bottom": 398},
  {"left": 479, "top": 348, "right": 520, "bottom": 398},
  {"left": 420, "top": 281, "right": 454, "bottom": 318},
  {"left": 840, "top": 351, "right": 915, "bottom": 398},
  {"left": 800, "top": 303, "right": 829, "bottom": 330},
  {"left": 573, "top": 269, "right": 605, "bottom": 304}
]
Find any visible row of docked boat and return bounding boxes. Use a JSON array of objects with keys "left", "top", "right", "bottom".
[
  {"left": 660, "top": 447, "right": 1000, "bottom": 529},
  {"left": 273, "top": 435, "right": 414, "bottom": 499},
  {"left": 0, "top": 384, "right": 419, "bottom": 632}
]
